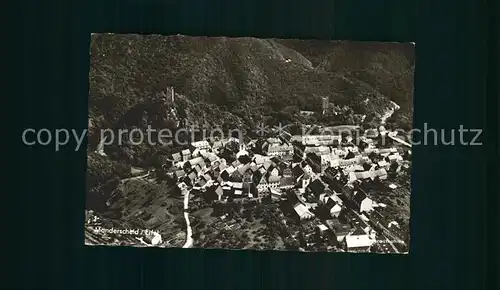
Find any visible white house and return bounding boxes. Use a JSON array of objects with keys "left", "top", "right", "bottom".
[
  {"left": 345, "top": 228, "right": 373, "bottom": 252},
  {"left": 352, "top": 191, "right": 374, "bottom": 213},
  {"left": 302, "top": 135, "right": 341, "bottom": 146},
  {"left": 330, "top": 204, "right": 342, "bottom": 218}
]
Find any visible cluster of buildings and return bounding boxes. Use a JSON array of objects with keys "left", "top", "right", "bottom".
[{"left": 163, "top": 128, "right": 410, "bottom": 252}]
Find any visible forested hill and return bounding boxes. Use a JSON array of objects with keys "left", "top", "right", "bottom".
[
  {"left": 88, "top": 35, "right": 414, "bottom": 167},
  {"left": 89, "top": 34, "right": 414, "bottom": 133}
]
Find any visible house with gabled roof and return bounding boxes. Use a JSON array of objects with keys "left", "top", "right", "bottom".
[
  {"left": 237, "top": 163, "right": 251, "bottom": 175},
  {"left": 305, "top": 154, "right": 322, "bottom": 173},
  {"left": 245, "top": 182, "right": 258, "bottom": 198},
  {"left": 263, "top": 160, "right": 273, "bottom": 170},
  {"left": 292, "top": 202, "right": 315, "bottom": 220},
  {"left": 279, "top": 177, "right": 295, "bottom": 190},
  {"left": 282, "top": 167, "right": 293, "bottom": 177},
  {"left": 304, "top": 146, "right": 331, "bottom": 156},
  {"left": 232, "top": 182, "right": 244, "bottom": 197},
  {"left": 191, "top": 140, "right": 211, "bottom": 151},
  {"left": 229, "top": 169, "right": 243, "bottom": 182},
  {"left": 187, "top": 171, "right": 198, "bottom": 182},
  {"left": 270, "top": 156, "right": 288, "bottom": 169},
  {"left": 266, "top": 143, "right": 293, "bottom": 157},
  {"left": 329, "top": 203, "right": 342, "bottom": 218},
  {"left": 252, "top": 170, "right": 263, "bottom": 184},
  {"left": 219, "top": 166, "right": 236, "bottom": 181},
  {"left": 212, "top": 140, "right": 224, "bottom": 153},
  {"left": 218, "top": 160, "right": 228, "bottom": 170},
  {"left": 242, "top": 170, "right": 253, "bottom": 183},
  {"left": 268, "top": 166, "right": 280, "bottom": 177},
  {"left": 387, "top": 153, "right": 403, "bottom": 163},
  {"left": 302, "top": 164, "right": 313, "bottom": 175},
  {"left": 277, "top": 130, "right": 292, "bottom": 144},
  {"left": 191, "top": 148, "right": 201, "bottom": 158},
  {"left": 193, "top": 164, "right": 203, "bottom": 174},
  {"left": 172, "top": 152, "right": 182, "bottom": 163},
  {"left": 256, "top": 175, "right": 268, "bottom": 192},
  {"left": 337, "top": 157, "right": 363, "bottom": 167},
  {"left": 268, "top": 175, "right": 281, "bottom": 189},
  {"left": 214, "top": 185, "right": 224, "bottom": 200},
  {"left": 188, "top": 156, "right": 205, "bottom": 166},
  {"left": 377, "top": 160, "right": 390, "bottom": 170},
  {"left": 181, "top": 149, "right": 192, "bottom": 161},
  {"left": 249, "top": 163, "right": 260, "bottom": 173},
  {"left": 330, "top": 193, "right": 344, "bottom": 206},
  {"left": 232, "top": 159, "right": 241, "bottom": 168},
  {"left": 348, "top": 168, "right": 388, "bottom": 183},
  {"left": 270, "top": 188, "right": 283, "bottom": 201},
  {"left": 253, "top": 154, "right": 266, "bottom": 165},
  {"left": 307, "top": 179, "right": 326, "bottom": 197},
  {"left": 378, "top": 148, "right": 398, "bottom": 154},
  {"left": 320, "top": 154, "right": 338, "bottom": 169},
  {"left": 197, "top": 178, "right": 206, "bottom": 187},
  {"left": 302, "top": 135, "right": 340, "bottom": 146},
  {"left": 222, "top": 184, "right": 233, "bottom": 197},
  {"left": 352, "top": 190, "right": 373, "bottom": 213},
  {"left": 326, "top": 219, "right": 352, "bottom": 242},
  {"left": 174, "top": 169, "right": 186, "bottom": 179},
  {"left": 332, "top": 148, "right": 347, "bottom": 157},
  {"left": 201, "top": 173, "right": 211, "bottom": 182},
  {"left": 297, "top": 173, "right": 312, "bottom": 190},
  {"left": 292, "top": 163, "right": 305, "bottom": 178},
  {"left": 344, "top": 227, "right": 373, "bottom": 252},
  {"left": 344, "top": 164, "right": 366, "bottom": 173}
]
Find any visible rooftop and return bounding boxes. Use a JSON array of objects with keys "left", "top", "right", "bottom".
[{"left": 345, "top": 234, "right": 372, "bottom": 249}]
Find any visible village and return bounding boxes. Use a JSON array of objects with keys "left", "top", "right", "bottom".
[{"left": 156, "top": 125, "right": 412, "bottom": 253}]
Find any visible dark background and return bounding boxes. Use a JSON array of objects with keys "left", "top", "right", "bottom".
[{"left": 13, "top": 0, "right": 497, "bottom": 290}]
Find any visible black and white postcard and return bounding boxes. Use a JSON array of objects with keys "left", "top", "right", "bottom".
[{"left": 85, "top": 34, "right": 414, "bottom": 253}]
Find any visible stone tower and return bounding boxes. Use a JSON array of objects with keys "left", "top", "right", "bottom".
[
  {"left": 322, "top": 96, "right": 329, "bottom": 115},
  {"left": 170, "top": 87, "right": 175, "bottom": 103}
]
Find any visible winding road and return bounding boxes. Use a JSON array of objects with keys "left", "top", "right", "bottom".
[
  {"left": 182, "top": 189, "right": 194, "bottom": 248},
  {"left": 119, "top": 171, "right": 152, "bottom": 184}
]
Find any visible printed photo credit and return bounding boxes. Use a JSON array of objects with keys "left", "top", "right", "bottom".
[{"left": 84, "top": 33, "right": 416, "bottom": 254}]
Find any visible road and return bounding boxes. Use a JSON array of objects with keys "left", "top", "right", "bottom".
[
  {"left": 182, "top": 189, "right": 194, "bottom": 248},
  {"left": 380, "top": 108, "right": 395, "bottom": 124},
  {"left": 387, "top": 134, "right": 412, "bottom": 148}
]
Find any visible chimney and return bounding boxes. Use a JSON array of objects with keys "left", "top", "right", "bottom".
[{"left": 171, "top": 87, "right": 175, "bottom": 103}]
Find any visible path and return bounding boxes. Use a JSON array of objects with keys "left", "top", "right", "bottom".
[
  {"left": 387, "top": 133, "right": 412, "bottom": 148},
  {"left": 119, "top": 171, "right": 152, "bottom": 184}
]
